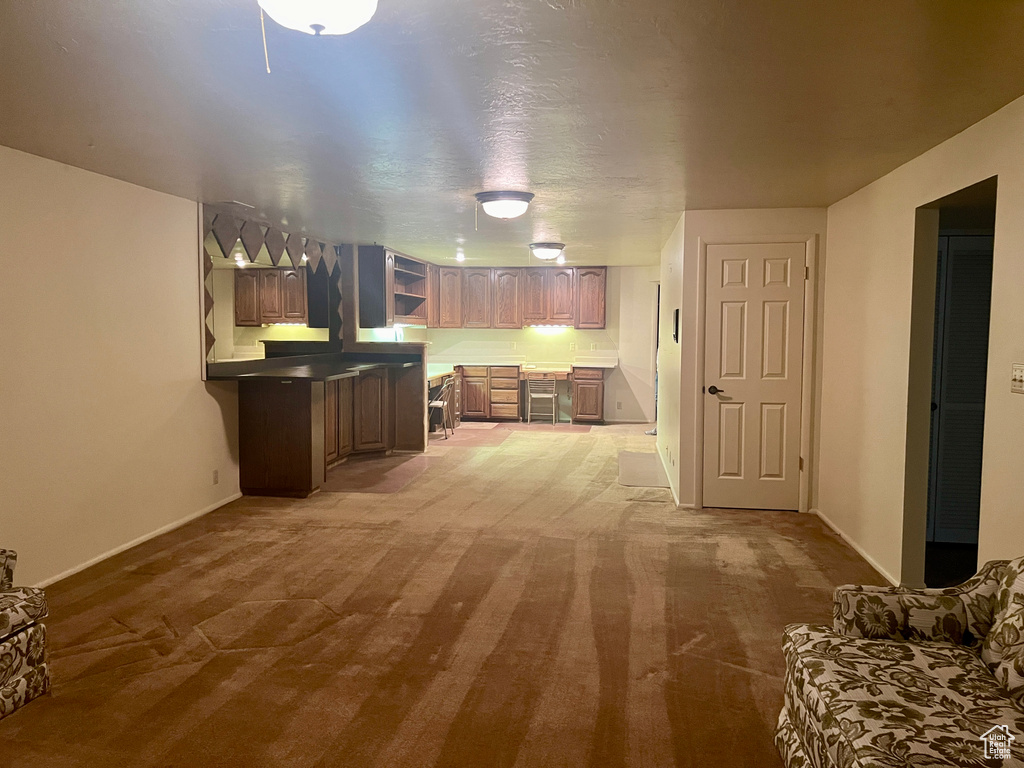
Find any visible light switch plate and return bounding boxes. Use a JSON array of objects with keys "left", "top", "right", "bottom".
[{"left": 1013, "top": 363, "right": 1024, "bottom": 395}]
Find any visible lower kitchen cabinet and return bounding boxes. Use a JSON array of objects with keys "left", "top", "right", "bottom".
[
  {"left": 354, "top": 368, "right": 390, "bottom": 452},
  {"left": 324, "top": 377, "right": 354, "bottom": 469},
  {"left": 461, "top": 367, "right": 489, "bottom": 419},
  {"left": 571, "top": 367, "right": 605, "bottom": 423}
]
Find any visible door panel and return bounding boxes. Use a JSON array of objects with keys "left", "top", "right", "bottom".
[
  {"left": 522, "top": 269, "right": 548, "bottom": 323},
  {"left": 354, "top": 370, "right": 388, "bottom": 452},
  {"left": 928, "top": 236, "right": 993, "bottom": 544},
  {"left": 703, "top": 242, "right": 805, "bottom": 510},
  {"left": 462, "top": 269, "right": 492, "bottom": 328},
  {"left": 549, "top": 268, "right": 575, "bottom": 323},
  {"left": 260, "top": 269, "right": 283, "bottom": 321},
  {"left": 463, "top": 377, "right": 489, "bottom": 418},
  {"left": 439, "top": 268, "right": 463, "bottom": 328},
  {"left": 282, "top": 269, "right": 306, "bottom": 320},
  {"left": 492, "top": 268, "right": 521, "bottom": 329}
]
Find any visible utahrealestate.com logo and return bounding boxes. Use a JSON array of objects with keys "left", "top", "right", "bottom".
[{"left": 982, "top": 725, "right": 1015, "bottom": 760}]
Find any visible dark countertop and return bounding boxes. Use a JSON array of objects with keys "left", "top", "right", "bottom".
[{"left": 207, "top": 352, "right": 420, "bottom": 382}]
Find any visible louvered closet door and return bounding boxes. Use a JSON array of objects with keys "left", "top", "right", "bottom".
[
  {"left": 702, "top": 242, "right": 805, "bottom": 510},
  {"left": 930, "top": 236, "right": 993, "bottom": 544}
]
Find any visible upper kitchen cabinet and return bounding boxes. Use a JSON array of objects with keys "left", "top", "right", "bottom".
[
  {"left": 438, "top": 267, "right": 463, "bottom": 328},
  {"left": 358, "top": 246, "right": 428, "bottom": 328},
  {"left": 549, "top": 268, "right": 575, "bottom": 324},
  {"left": 427, "top": 264, "right": 440, "bottom": 328},
  {"left": 522, "top": 268, "right": 548, "bottom": 324},
  {"left": 575, "top": 266, "right": 607, "bottom": 330},
  {"left": 234, "top": 267, "right": 307, "bottom": 327},
  {"left": 462, "top": 268, "right": 492, "bottom": 328},
  {"left": 492, "top": 268, "right": 521, "bottom": 329}
]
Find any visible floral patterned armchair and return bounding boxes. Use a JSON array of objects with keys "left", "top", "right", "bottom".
[
  {"left": 0, "top": 549, "right": 50, "bottom": 720},
  {"left": 777, "top": 559, "right": 1024, "bottom": 768}
]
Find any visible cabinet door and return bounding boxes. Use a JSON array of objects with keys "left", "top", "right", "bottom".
[
  {"left": 234, "top": 270, "right": 261, "bottom": 326},
  {"left": 572, "top": 380, "right": 605, "bottom": 422},
  {"left": 463, "top": 377, "right": 489, "bottom": 418},
  {"left": 282, "top": 269, "right": 307, "bottom": 322},
  {"left": 338, "top": 376, "right": 354, "bottom": 457},
  {"left": 462, "top": 268, "right": 492, "bottom": 328},
  {"left": 492, "top": 268, "right": 522, "bottom": 329},
  {"left": 453, "top": 373, "right": 462, "bottom": 428},
  {"left": 522, "top": 268, "right": 548, "bottom": 324},
  {"left": 439, "top": 268, "right": 463, "bottom": 328},
  {"left": 549, "top": 268, "right": 575, "bottom": 323},
  {"left": 384, "top": 252, "right": 396, "bottom": 328},
  {"left": 427, "top": 264, "right": 440, "bottom": 328},
  {"left": 575, "top": 266, "right": 607, "bottom": 329},
  {"left": 260, "top": 269, "right": 284, "bottom": 322},
  {"left": 354, "top": 369, "right": 389, "bottom": 452},
  {"left": 324, "top": 379, "right": 340, "bottom": 467}
]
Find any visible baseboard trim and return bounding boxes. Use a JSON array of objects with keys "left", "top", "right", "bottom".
[
  {"left": 655, "top": 447, "right": 681, "bottom": 507},
  {"left": 603, "top": 419, "right": 655, "bottom": 425},
  {"left": 35, "top": 492, "right": 243, "bottom": 588},
  {"left": 812, "top": 507, "right": 900, "bottom": 586}
]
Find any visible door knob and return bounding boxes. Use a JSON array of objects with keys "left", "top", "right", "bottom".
[{"left": 707, "top": 385, "right": 725, "bottom": 395}]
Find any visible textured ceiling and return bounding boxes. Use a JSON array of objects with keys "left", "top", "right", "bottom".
[{"left": 2, "top": 1, "right": 1024, "bottom": 266}]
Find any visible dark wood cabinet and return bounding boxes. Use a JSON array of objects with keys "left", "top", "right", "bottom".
[
  {"left": 324, "top": 377, "right": 355, "bottom": 470},
  {"left": 462, "top": 368, "right": 489, "bottom": 419},
  {"left": 439, "top": 267, "right": 463, "bottom": 328},
  {"left": 488, "top": 366, "right": 521, "bottom": 420},
  {"left": 575, "top": 266, "right": 607, "bottom": 330},
  {"left": 571, "top": 367, "right": 605, "bottom": 422},
  {"left": 358, "top": 246, "right": 428, "bottom": 328},
  {"left": 462, "top": 269, "right": 492, "bottom": 328},
  {"left": 236, "top": 268, "right": 307, "bottom": 327},
  {"left": 492, "top": 268, "right": 522, "bottom": 329},
  {"left": 452, "top": 372, "right": 462, "bottom": 428},
  {"left": 260, "top": 269, "right": 284, "bottom": 322},
  {"left": 549, "top": 268, "right": 576, "bottom": 323},
  {"left": 234, "top": 270, "right": 261, "bottom": 326},
  {"left": 354, "top": 368, "right": 389, "bottom": 452},
  {"left": 522, "top": 268, "right": 548, "bottom": 324},
  {"left": 427, "top": 264, "right": 440, "bottom": 328}
]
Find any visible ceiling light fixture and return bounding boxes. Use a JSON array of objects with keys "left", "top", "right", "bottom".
[
  {"left": 257, "top": 0, "right": 378, "bottom": 36},
  {"left": 529, "top": 242, "right": 565, "bottom": 261},
  {"left": 556, "top": 254, "right": 566, "bottom": 265},
  {"left": 455, "top": 249, "right": 466, "bottom": 262},
  {"left": 476, "top": 191, "right": 534, "bottom": 220}
]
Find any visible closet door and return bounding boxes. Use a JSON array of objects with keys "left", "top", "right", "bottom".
[{"left": 929, "top": 236, "right": 993, "bottom": 544}]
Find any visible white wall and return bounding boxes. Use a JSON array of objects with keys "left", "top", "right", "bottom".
[
  {"left": 657, "top": 209, "right": 828, "bottom": 509},
  {"left": 425, "top": 266, "right": 659, "bottom": 423},
  {"left": 0, "top": 145, "right": 240, "bottom": 586},
  {"left": 819, "top": 94, "right": 1024, "bottom": 584}
]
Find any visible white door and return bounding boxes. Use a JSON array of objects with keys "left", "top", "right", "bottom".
[{"left": 703, "top": 242, "right": 805, "bottom": 510}]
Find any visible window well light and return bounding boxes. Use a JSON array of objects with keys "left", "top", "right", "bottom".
[
  {"left": 476, "top": 191, "right": 534, "bottom": 220},
  {"left": 257, "top": 0, "right": 378, "bottom": 35},
  {"left": 529, "top": 242, "right": 565, "bottom": 261}
]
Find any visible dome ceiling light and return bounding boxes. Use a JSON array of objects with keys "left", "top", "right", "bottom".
[
  {"left": 529, "top": 242, "right": 565, "bottom": 261},
  {"left": 475, "top": 191, "right": 535, "bottom": 220},
  {"left": 257, "top": 0, "right": 379, "bottom": 36}
]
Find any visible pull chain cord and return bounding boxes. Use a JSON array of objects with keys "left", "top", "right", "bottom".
[{"left": 261, "top": 7, "right": 271, "bottom": 73}]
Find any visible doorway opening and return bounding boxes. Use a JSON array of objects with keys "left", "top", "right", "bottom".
[{"left": 914, "top": 178, "right": 996, "bottom": 587}]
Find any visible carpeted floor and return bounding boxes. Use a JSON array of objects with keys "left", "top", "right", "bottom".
[{"left": 2, "top": 424, "right": 885, "bottom": 767}]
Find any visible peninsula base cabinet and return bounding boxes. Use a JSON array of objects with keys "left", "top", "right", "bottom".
[
  {"left": 571, "top": 368, "right": 605, "bottom": 423},
  {"left": 324, "top": 377, "right": 354, "bottom": 468}
]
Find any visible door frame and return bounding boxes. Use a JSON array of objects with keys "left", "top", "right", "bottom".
[{"left": 693, "top": 234, "right": 819, "bottom": 513}]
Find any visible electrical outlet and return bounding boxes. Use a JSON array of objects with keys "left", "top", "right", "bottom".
[
  {"left": 569, "top": 342, "right": 577, "bottom": 351},
  {"left": 212, "top": 469, "right": 220, "bottom": 485},
  {"left": 510, "top": 342, "right": 517, "bottom": 350},
  {"left": 590, "top": 343, "right": 597, "bottom": 351},
  {"left": 1013, "top": 363, "right": 1024, "bottom": 395},
  {"left": 617, "top": 401, "right": 623, "bottom": 410}
]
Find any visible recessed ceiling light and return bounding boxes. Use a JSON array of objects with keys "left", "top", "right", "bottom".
[
  {"left": 529, "top": 242, "right": 565, "bottom": 261},
  {"left": 257, "top": 0, "right": 378, "bottom": 35},
  {"left": 476, "top": 191, "right": 534, "bottom": 220}
]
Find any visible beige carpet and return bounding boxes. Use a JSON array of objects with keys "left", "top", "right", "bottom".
[
  {"left": 617, "top": 450, "right": 670, "bottom": 488},
  {"left": 1, "top": 424, "right": 885, "bottom": 767}
]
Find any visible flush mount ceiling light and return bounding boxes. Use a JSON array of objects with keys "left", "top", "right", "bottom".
[
  {"left": 476, "top": 191, "right": 535, "bottom": 220},
  {"left": 529, "top": 242, "right": 565, "bottom": 261},
  {"left": 257, "top": 0, "right": 378, "bottom": 36}
]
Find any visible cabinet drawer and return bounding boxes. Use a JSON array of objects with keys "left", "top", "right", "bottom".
[
  {"left": 461, "top": 366, "right": 489, "bottom": 378},
  {"left": 490, "top": 389, "right": 519, "bottom": 404},
  {"left": 490, "top": 377, "right": 520, "bottom": 390},
  {"left": 489, "top": 366, "right": 521, "bottom": 378},
  {"left": 490, "top": 403, "right": 521, "bottom": 419},
  {"left": 572, "top": 367, "right": 605, "bottom": 380}
]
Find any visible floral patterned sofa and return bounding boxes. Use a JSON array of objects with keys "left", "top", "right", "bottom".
[
  {"left": 0, "top": 550, "right": 49, "bottom": 720},
  {"left": 777, "top": 558, "right": 1024, "bottom": 767}
]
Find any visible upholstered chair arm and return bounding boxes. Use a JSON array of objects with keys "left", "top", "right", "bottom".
[
  {"left": 833, "top": 559, "right": 1009, "bottom": 647},
  {"left": 0, "top": 550, "right": 16, "bottom": 590}
]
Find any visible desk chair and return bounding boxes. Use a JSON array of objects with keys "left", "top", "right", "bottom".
[
  {"left": 526, "top": 374, "right": 558, "bottom": 425},
  {"left": 428, "top": 377, "right": 455, "bottom": 438}
]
